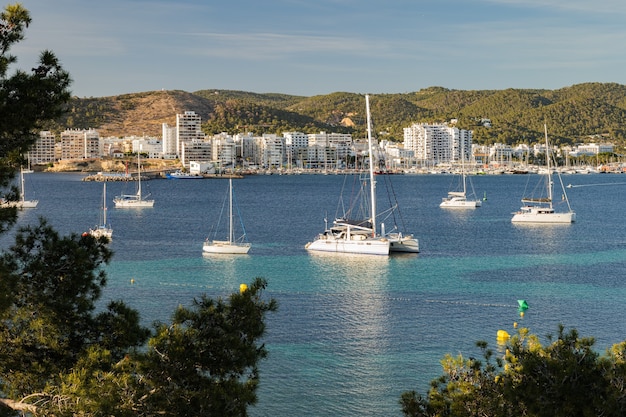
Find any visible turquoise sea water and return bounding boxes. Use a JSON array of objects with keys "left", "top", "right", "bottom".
[{"left": 5, "top": 172, "right": 626, "bottom": 416}]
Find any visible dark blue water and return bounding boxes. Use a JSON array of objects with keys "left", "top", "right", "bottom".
[{"left": 5, "top": 172, "right": 626, "bottom": 416}]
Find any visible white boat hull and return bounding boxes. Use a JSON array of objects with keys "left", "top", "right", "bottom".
[
  {"left": 1, "top": 199, "right": 38, "bottom": 209},
  {"left": 305, "top": 235, "right": 390, "bottom": 255},
  {"left": 440, "top": 197, "right": 481, "bottom": 208},
  {"left": 203, "top": 240, "right": 251, "bottom": 254},
  {"left": 387, "top": 234, "right": 420, "bottom": 253},
  {"left": 89, "top": 227, "right": 113, "bottom": 239},
  {"left": 114, "top": 197, "right": 154, "bottom": 208},
  {"left": 511, "top": 208, "right": 576, "bottom": 224},
  {"left": 167, "top": 171, "right": 203, "bottom": 179}
]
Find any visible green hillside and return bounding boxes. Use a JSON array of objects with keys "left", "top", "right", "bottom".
[{"left": 47, "top": 83, "right": 626, "bottom": 149}]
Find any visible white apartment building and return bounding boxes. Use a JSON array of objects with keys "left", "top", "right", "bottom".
[
  {"left": 211, "top": 133, "right": 237, "bottom": 168},
  {"left": 30, "top": 131, "right": 56, "bottom": 164},
  {"left": 60, "top": 128, "right": 100, "bottom": 160},
  {"left": 235, "top": 133, "right": 258, "bottom": 167},
  {"left": 131, "top": 137, "right": 162, "bottom": 159},
  {"left": 283, "top": 131, "right": 309, "bottom": 148},
  {"left": 403, "top": 123, "right": 473, "bottom": 164},
  {"left": 181, "top": 140, "right": 212, "bottom": 168},
  {"left": 305, "top": 132, "right": 353, "bottom": 168},
  {"left": 162, "top": 123, "right": 177, "bottom": 159},
  {"left": 490, "top": 143, "right": 514, "bottom": 165},
  {"left": 259, "top": 134, "right": 284, "bottom": 169},
  {"left": 570, "top": 143, "right": 614, "bottom": 156},
  {"left": 307, "top": 132, "right": 352, "bottom": 148},
  {"left": 176, "top": 111, "right": 204, "bottom": 156},
  {"left": 283, "top": 132, "right": 308, "bottom": 167}
]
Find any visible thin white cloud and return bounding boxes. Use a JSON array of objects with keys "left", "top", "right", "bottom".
[
  {"left": 178, "top": 31, "right": 391, "bottom": 60},
  {"left": 483, "top": 0, "right": 626, "bottom": 15}
]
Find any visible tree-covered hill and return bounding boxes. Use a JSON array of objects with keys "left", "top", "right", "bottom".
[{"left": 46, "top": 82, "right": 626, "bottom": 148}]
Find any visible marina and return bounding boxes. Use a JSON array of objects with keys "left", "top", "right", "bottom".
[{"left": 3, "top": 172, "right": 626, "bottom": 416}]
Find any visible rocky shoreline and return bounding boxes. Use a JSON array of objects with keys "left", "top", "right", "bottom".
[{"left": 43, "top": 158, "right": 181, "bottom": 173}]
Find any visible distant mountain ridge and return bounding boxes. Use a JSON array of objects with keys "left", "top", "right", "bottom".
[{"left": 46, "top": 83, "right": 626, "bottom": 147}]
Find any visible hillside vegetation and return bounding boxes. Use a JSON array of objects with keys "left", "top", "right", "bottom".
[{"left": 47, "top": 83, "right": 626, "bottom": 148}]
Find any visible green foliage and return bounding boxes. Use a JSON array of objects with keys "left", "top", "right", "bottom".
[
  {"left": 138, "top": 277, "right": 278, "bottom": 416},
  {"left": 0, "top": 219, "right": 276, "bottom": 416},
  {"left": 0, "top": 2, "right": 71, "bottom": 220},
  {"left": 401, "top": 325, "right": 626, "bottom": 417},
  {"left": 0, "top": 219, "right": 148, "bottom": 401},
  {"left": 0, "top": 5, "right": 278, "bottom": 416}
]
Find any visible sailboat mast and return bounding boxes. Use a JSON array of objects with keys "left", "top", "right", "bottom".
[
  {"left": 20, "top": 167, "right": 25, "bottom": 202},
  {"left": 229, "top": 177, "right": 234, "bottom": 244},
  {"left": 544, "top": 124, "right": 553, "bottom": 206},
  {"left": 103, "top": 182, "right": 107, "bottom": 225},
  {"left": 137, "top": 154, "right": 142, "bottom": 197},
  {"left": 366, "top": 94, "right": 377, "bottom": 237},
  {"left": 461, "top": 154, "right": 467, "bottom": 195}
]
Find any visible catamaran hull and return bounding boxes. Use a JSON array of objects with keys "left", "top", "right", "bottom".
[
  {"left": 305, "top": 238, "right": 390, "bottom": 255},
  {"left": 388, "top": 236, "right": 420, "bottom": 253},
  {"left": 511, "top": 211, "right": 576, "bottom": 223}
]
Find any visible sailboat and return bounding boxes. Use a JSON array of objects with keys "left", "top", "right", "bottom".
[
  {"left": 202, "top": 177, "right": 251, "bottom": 254},
  {"left": 22, "top": 154, "right": 34, "bottom": 174},
  {"left": 440, "top": 156, "right": 481, "bottom": 208},
  {"left": 88, "top": 182, "right": 113, "bottom": 239},
  {"left": 511, "top": 124, "right": 575, "bottom": 223},
  {"left": 113, "top": 154, "right": 154, "bottom": 208},
  {"left": 305, "top": 95, "right": 419, "bottom": 255},
  {"left": 0, "top": 167, "right": 38, "bottom": 209}
]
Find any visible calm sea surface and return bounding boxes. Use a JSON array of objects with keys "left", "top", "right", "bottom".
[{"left": 4, "top": 172, "right": 626, "bottom": 416}]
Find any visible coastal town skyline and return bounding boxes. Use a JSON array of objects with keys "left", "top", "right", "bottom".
[{"left": 12, "top": 1, "right": 626, "bottom": 99}]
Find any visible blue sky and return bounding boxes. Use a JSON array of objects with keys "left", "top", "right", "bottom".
[{"left": 11, "top": 0, "right": 626, "bottom": 98}]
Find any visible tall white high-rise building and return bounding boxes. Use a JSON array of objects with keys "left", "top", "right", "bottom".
[
  {"left": 60, "top": 128, "right": 100, "bottom": 160},
  {"left": 176, "top": 111, "right": 204, "bottom": 156},
  {"left": 162, "top": 123, "right": 177, "bottom": 158},
  {"left": 211, "top": 132, "right": 236, "bottom": 168},
  {"left": 403, "top": 123, "right": 473, "bottom": 164},
  {"left": 31, "top": 131, "right": 56, "bottom": 164},
  {"left": 259, "top": 134, "right": 284, "bottom": 169}
]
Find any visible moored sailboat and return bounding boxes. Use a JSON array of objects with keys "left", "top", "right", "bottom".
[
  {"left": 203, "top": 177, "right": 251, "bottom": 254},
  {"left": 440, "top": 157, "right": 481, "bottom": 209},
  {"left": 511, "top": 124, "right": 575, "bottom": 224},
  {"left": 0, "top": 167, "right": 38, "bottom": 209},
  {"left": 88, "top": 182, "right": 113, "bottom": 239},
  {"left": 114, "top": 154, "right": 154, "bottom": 208},
  {"left": 305, "top": 95, "right": 418, "bottom": 255}
]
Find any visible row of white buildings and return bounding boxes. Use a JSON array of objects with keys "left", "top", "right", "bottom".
[{"left": 30, "top": 111, "right": 615, "bottom": 171}]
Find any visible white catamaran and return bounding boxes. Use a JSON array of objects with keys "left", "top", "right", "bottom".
[
  {"left": 511, "top": 124, "right": 575, "bottom": 224},
  {"left": 203, "top": 177, "right": 251, "bottom": 254},
  {"left": 305, "top": 95, "right": 419, "bottom": 255},
  {"left": 114, "top": 154, "right": 154, "bottom": 208}
]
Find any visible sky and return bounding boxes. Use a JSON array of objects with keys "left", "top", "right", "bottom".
[{"left": 9, "top": 0, "right": 626, "bottom": 98}]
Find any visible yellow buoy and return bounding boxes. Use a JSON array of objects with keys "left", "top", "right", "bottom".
[
  {"left": 497, "top": 330, "right": 510, "bottom": 342},
  {"left": 130, "top": 278, "right": 135, "bottom": 284},
  {"left": 240, "top": 283, "right": 248, "bottom": 293}
]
